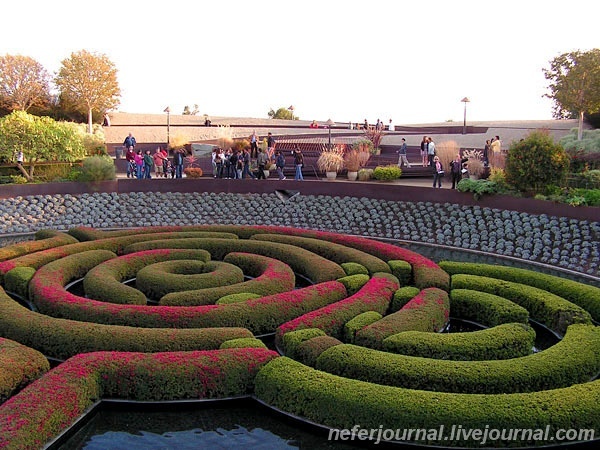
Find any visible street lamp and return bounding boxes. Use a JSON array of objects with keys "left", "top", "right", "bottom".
[
  {"left": 288, "top": 105, "right": 295, "bottom": 121},
  {"left": 326, "top": 118, "right": 335, "bottom": 150},
  {"left": 163, "top": 106, "right": 171, "bottom": 145},
  {"left": 461, "top": 97, "right": 470, "bottom": 135}
]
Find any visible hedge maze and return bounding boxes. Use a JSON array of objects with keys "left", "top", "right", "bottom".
[{"left": 0, "top": 225, "right": 599, "bottom": 449}]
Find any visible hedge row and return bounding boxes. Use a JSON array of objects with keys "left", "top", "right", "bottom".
[
  {"left": 354, "top": 288, "right": 449, "bottom": 349},
  {"left": 382, "top": 322, "right": 535, "bottom": 360},
  {"left": 254, "top": 357, "right": 600, "bottom": 448},
  {"left": 249, "top": 234, "right": 391, "bottom": 274},
  {"left": 336, "top": 274, "right": 369, "bottom": 296},
  {"left": 440, "top": 261, "right": 600, "bottom": 322},
  {"left": 123, "top": 238, "right": 345, "bottom": 283},
  {"left": 295, "top": 335, "right": 343, "bottom": 367},
  {"left": 275, "top": 273, "right": 399, "bottom": 350},
  {"left": 343, "top": 311, "right": 383, "bottom": 343},
  {"left": 0, "top": 338, "right": 49, "bottom": 404},
  {"left": 0, "top": 285, "right": 254, "bottom": 360},
  {"left": 389, "top": 286, "right": 420, "bottom": 312},
  {"left": 160, "top": 252, "right": 296, "bottom": 306},
  {"left": 0, "top": 231, "right": 78, "bottom": 263},
  {"left": 0, "top": 348, "right": 279, "bottom": 450},
  {"left": 315, "top": 324, "right": 600, "bottom": 394},
  {"left": 83, "top": 249, "right": 212, "bottom": 304},
  {"left": 451, "top": 274, "right": 592, "bottom": 335},
  {"left": 449, "top": 289, "right": 529, "bottom": 327}
]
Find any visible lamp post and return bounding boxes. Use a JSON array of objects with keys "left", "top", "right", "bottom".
[
  {"left": 288, "top": 105, "right": 294, "bottom": 121},
  {"left": 326, "top": 118, "right": 334, "bottom": 150},
  {"left": 461, "top": 97, "right": 470, "bottom": 135},
  {"left": 163, "top": 106, "right": 171, "bottom": 146}
]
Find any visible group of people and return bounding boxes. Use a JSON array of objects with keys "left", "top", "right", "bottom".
[{"left": 125, "top": 146, "right": 185, "bottom": 179}]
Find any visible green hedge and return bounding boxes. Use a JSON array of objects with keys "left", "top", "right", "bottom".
[
  {"left": 254, "top": 356, "right": 600, "bottom": 448},
  {"left": 440, "top": 261, "right": 600, "bottom": 322},
  {"left": 83, "top": 249, "right": 211, "bottom": 305},
  {"left": 336, "top": 274, "right": 369, "bottom": 296},
  {"left": 383, "top": 323, "right": 535, "bottom": 360},
  {"left": 389, "top": 286, "right": 420, "bottom": 312},
  {"left": 281, "top": 328, "right": 327, "bottom": 358},
  {"left": 219, "top": 338, "right": 267, "bottom": 349},
  {"left": 354, "top": 288, "right": 449, "bottom": 349},
  {"left": 0, "top": 338, "right": 49, "bottom": 404},
  {"left": 216, "top": 292, "right": 261, "bottom": 305},
  {"left": 340, "top": 262, "right": 369, "bottom": 276},
  {"left": 4, "top": 267, "right": 36, "bottom": 298},
  {"left": 0, "top": 348, "right": 278, "bottom": 450},
  {"left": 160, "top": 252, "right": 296, "bottom": 306},
  {"left": 124, "top": 238, "right": 345, "bottom": 283},
  {"left": 316, "top": 324, "right": 600, "bottom": 394},
  {"left": 275, "top": 274, "right": 399, "bottom": 348},
  {"left": 0, "top": 232, "right": 78, "bottom": 264},
  {"left": 387, "top": 260, "right": 412, "bottom": 286},
  {"left": 343, "top": 311, "right": 382, "bottom": 343},
  {"left": 450, "top": 274, "right": 592, "bottom": 335},
  {"left": 450, "top": 289, "right": 529, "bottom": 327},
  {"left": 250, "top": 234, "right": 391, "bottom": 274},
  {"left": 295, "top": 335, "right": 343, "bottom": 367}
]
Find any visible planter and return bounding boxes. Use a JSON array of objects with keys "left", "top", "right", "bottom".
[
  {"left": 325, "top": 172, "right": 337, "bottom": 180},
  {"left": 347, "top": 171, "right": 358, "bottom": 181}
]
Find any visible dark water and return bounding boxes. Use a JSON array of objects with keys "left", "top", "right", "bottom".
[{"left": 56, "top": 401, "right": 358, "bottom": 450}]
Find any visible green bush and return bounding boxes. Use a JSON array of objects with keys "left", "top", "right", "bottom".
[
  {"left": 317, "top": 324, "right": 600, "bottom": 394},
  {"left": 219, "top": 338, "right": 267, "bottom": 349},
  {"left": 336, "top": 274, "right": 369, "bottom": 296},
  {"left": 450, "top": 274, "right": 592, "bottom": 335},
  {"left": 449, "top": 289, "right": 529, "bottom": 327},
  {"left": 0, "top": 175, "right": 28, "bottom": 184},
  {"left": 456, "top": 179, "right": 505, "bottom": 200},
  {"left": 505, "top": 130, "right": 570, "bottom": 193},
  {"left": 440, "top": 261, "right": 600, "bottom": 323},
  {"left": 216, "top": 292, "right": 261, "bottom": 305},
  {"left": 354, "top": 288, "right": 449, "bottom": 349},
  {"left": 295, "top": 335, "right": 343, "bottom": 367},
  {"left": 383, "top": 322, "right": 535, "bottom": 360},
  {"left": 76, "top": 156, "right": 115, "bottom": 182},
  {"left": 343, "top": 311, "right": 382, "bottom": 343},
  {"left": 255, "top": 356, "right": 600, "bottom": 448},
  {"left": 572, "top": 188, "right": 600, "bottom": 206},
  {"left": 387, "top": 260, "right": 412, "bottom": 285},
  {"left": 340, "top": 262, "right": 369, "bottom": 276},
  {"left": 4, "top": 267, "right": 36, "bottom": 298},
  {"left": 357, "top": 168, "right": 373, "bottom": 181},
  {"left": 372, "top": 164, "right": 402, "bottom": 181},
  {"left": 389, "top": 286, "right": 420, "bottom": 312},
  {"left": 0, "top": 231, "right": 78, "bottom": 264},
  {"left": 281, "top": 328, "right": 327, "bottom": 358}
]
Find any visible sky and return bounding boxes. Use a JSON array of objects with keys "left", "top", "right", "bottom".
[{"left": 1, "top": 0, "right": 598, "bottom": 124}]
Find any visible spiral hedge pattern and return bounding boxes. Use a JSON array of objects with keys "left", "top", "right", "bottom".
[{"left": 0, "top": 224, "right": 599, "bottom": 449}]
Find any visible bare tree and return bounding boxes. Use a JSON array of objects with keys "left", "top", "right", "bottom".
[
  {"left": 0, "top": 54, "right": 51, "bottom": 111},
  {"left": 55, "top": 50, "right": 121, "bottom": 133}
]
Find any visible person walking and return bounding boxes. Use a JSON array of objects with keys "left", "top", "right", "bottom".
[
  {"left": 241, "top": 148, "right": 256, "bottom": 179},
  {"left": 293, "top": 148, "right": 304, "bottom": 181},
  {"left": 397, "top": 138, "right": 411, "bottom": 168},
  {"left": 275, "top": 150, "right": 286, "bottom": 180},
  {"left": 420, "top": 136, "right": 428, "bottom": 167},
  {"left": 432, "top": 156, "right": 443, "bottom": 188},
  {"left": 134, "top": 150, "right": 144, "bottom": 179},
  {"left": 427, "top": 137, "right": 436, "bottom": 167},
  {"left": 256, "top": 148, "right": 268, "bottom": 180},
  {"left": 267, "top": 132, "right": 276, "bottom": 159}
]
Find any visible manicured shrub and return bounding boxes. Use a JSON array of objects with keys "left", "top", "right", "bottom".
[
  {"left": 383, "top": 323, "right": 535, "bottom": 360},
  {"left": 336, "top": 274, "right": 369, "bottom": 296},
  {"left": 441, "top": 261, "right": 600, "bottom": 322},
  {"left": 389, "top": 286, "right": 420, "bottom": 312},
  {"left": 387, "top": 260, "right": 412, "bottom": 285},
  {"left": 354, "top": 288, "right": 449, "bottom": 349},
  {"left": 317, "top": 324, "right": 600, "bottom": 394},
  {"left": 255, "top": 357, "right": 600, "bottom": 448},
  {"left": 281, "top": 328, "right": 327, "bottom": 358},
  {"left": 275, "top": 274, "right": 399, "bottom": 347},
  {"left": 449, "top": 289, "right": 529, "bottom": 327},
  {"left": 216, "top": 292, "right": 261, "bottom": 305},
  {"left": 77, "top": 155, "right": 115, "bottom": 182},
  {"left": 250, "top": 234, "right": 390, "bottom": 274},
  {"left": 219, "top": 338, "right": 267, "bottom": 349},
  {"left": 343, "top": 311, "right": 382, "bottom": 343},
  {"left": 450, "top": 274, "right": 592, "bottom": 335},
  {"left": 4, "top": 267, "right": 36, "bottom": 298},
  {"left": 295, "top": 335, "right": 343, "bottom": 367},
  {"left": 0, "top": 232, "right": 78, "bottom": 264},
  {"left": 340, "top": 262, "right": 369, "bottom": 276},
  {"left": 0, "top": 338, "right": 49, "bottom": 403},
  {"left": 372, "top": 165, "right": 402, "bottom": 181}
]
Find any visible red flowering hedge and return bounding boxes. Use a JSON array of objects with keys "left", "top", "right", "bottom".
[
  {"left": 451, "top": 274, "right": 592, "bottom": 336},
  {"left": 0, "top": 231, "right": 77, "bottom": 263},
  {"left": 275, "top": 273, "right": 399, "bottom": 350},
  {"left": 354, "top": 288, "right": 450, "bottom": 349},
  {"left": 0, "top": 338, "right": 49, "bottom": 404},
  {"left": 123, "top": 237, "right": 346, "bottom": 283},
  {"left": 83, "top": 249, "right": 212, "bottom": 304},
  {"left": 254, "top": 356, "right": 600, "bottom": 448},
  {"left": 315, "top": 324, "right": 600, "bottom": 394},
  {"left": 0, "top": 348, "right": 278, "bottom": 450},
  {"left": 160, "top": 252, "right": 296, "bottom": 306},
  {"left": 0, "top": 286, "right": 254, "bottom": 360}
]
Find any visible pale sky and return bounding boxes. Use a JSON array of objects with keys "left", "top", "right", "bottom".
[{"left": 2, "top": 0, "right": 598, "bottom": 124}]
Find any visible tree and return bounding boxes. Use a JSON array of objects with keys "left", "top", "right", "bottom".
[
  {"left": 182, "top": 104, "right": 199, "bottom": 115},
  {"left": 0, "top": 54, "right": 52, "bottom": 112},
  {"left": 0, "top": 111, "right": 86, "bottom": 181},
  {"left": 55, "top": 50, "right": 120, "bottom": 133},
  {"left": 543, "top": 49, "right": 600, "bottom": 140},
  {"left": 267, "top": 107, "right": 296, "bottom": 120}
]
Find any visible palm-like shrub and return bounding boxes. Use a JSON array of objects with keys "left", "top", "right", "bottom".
[
  {"left": 317, "top": 146, "right": 345, "bottom": 173},
  {"left": 77, "top": 156, "right": 115, "bottom": 182}
]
